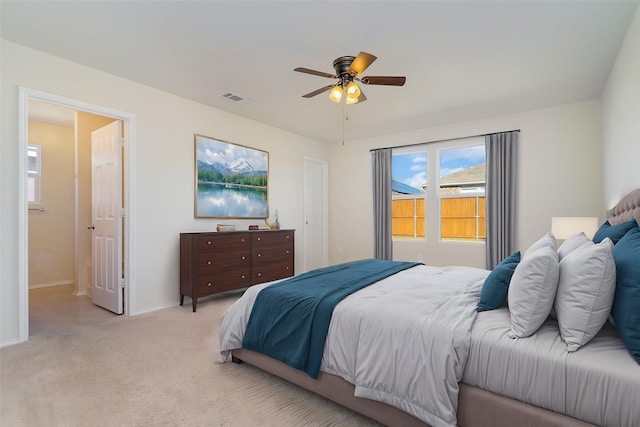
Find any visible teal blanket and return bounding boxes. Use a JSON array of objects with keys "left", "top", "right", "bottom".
[{"left": 242, "top": 259, "right": 422, "bottom": 378}]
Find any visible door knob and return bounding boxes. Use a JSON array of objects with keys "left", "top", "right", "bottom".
[{"left": 87, "top": 225, "right": 95, "bottom": 230}]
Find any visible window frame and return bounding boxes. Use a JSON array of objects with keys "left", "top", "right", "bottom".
[
  {"left": 27, "top": 144, "right": 42, "bottom": 205},
  {"left": 436, "top": 141, "right": 486, "bottom": 243},
  {"left": 392, "top": 136, "right": 486, "bottom": 244}
]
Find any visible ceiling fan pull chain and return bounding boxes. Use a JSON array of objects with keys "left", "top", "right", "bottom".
[{"left": 342, "top": 101, "right": 345, "bottom": 145}]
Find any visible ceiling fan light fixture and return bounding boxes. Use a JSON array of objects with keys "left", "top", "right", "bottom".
[
  {"left": 329, "top": 85, "right": 343, "bottom": 103},
  {"left": 346, "top": 81, "right": 361, "bottom": 98},
  {"left": 345, "top": 93, "right": 359, "bottom": 104}
]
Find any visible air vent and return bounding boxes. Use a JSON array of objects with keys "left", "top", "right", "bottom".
[{"left": 221, "top": 92, "right": 251, "bottom": 104}]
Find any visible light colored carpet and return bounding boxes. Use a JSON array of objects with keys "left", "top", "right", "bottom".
[{"left": 1, "top": 285, "right": 379, "bottom": 426}]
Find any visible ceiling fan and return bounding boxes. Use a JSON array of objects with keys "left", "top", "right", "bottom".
[{"left": 294, "top": 52, "right": 406, "bottom": 105}]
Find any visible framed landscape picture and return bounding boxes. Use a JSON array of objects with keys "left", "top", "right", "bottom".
[{"left": 194, "top": 134, "right": 269, "bottom": 218}]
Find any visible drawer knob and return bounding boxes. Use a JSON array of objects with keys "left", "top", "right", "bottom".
[
  {"left": 207, "top": 282, "right": 212, "bottom": 287},
  {"left": 286, "top": 235, "right": 290, "bottom": 239},
  {"left": 242, "top": 256, "right": 246, "bottom": 260},
  {"left": 242, "top": 238, "right": 245, "bottom": 242},
  {"left": 207, "top": 241, "right": 212, "bottom": 245},
  {"left": 241, "top": 275, "right": 246, "bottom": 279},
  {"left": 286, "top": 250, "right": 290, "bottom": 254},
  {"left": 286, "top": 266, "right": 290, "bottom": 270},
  {"left": 207, "top": 260, "right": 212, "bottom": 265},
  {"left": 257, "top": 237, "right": 261, "bottom": 241},
  {"left": 257, "top": 273, "right": 262, "bottom": 277},
  {"left": 257, "top": 253, "right": 261, "bottom": 257}
]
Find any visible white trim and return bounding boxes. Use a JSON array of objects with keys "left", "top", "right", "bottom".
[
  {"left": 18, "top": 87, "right": 137, "bottom": 344},
  {"left": 18, "top": 89, "right": 29, "bottom": 343},
  {"left": 74, "top": 111, "right": 80, "bottom": 297},
  {"left": 28, "top": 280, "right": 75, "bottom": 289},
  {"left": 0, "top": 339, "right": 23, "bottom": 349}
]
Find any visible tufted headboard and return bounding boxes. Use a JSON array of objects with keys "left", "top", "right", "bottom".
[{"left": 607, "top": 188, "right": 640, "bottom": 227}]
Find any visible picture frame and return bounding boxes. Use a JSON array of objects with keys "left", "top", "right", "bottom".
[{"left": 194, "top": 134, "right": 269, "bottom": 218}]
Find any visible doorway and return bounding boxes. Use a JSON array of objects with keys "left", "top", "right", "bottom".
[{"left": 18, "top": 87, "right": 136, "bottom": 343}]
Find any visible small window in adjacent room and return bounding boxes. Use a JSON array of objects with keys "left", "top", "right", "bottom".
[{"left": 27, "top": 144, "right": 42, "bottom": 205}]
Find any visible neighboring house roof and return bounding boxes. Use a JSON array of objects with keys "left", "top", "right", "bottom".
[
  {"left": 440, "top": 163, "right": 486, "bottom": 187},
  {"left": 392, "top": 180, "right": 423, "bottom": 194}
]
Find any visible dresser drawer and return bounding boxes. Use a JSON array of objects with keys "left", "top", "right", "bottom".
[
  {"left": 252, "top": 261, "right": 294, "bottom": 284},
  {"left": 196, "top": 250, "right": 250, "bottom": 273},
  {"left": 195, "top": 233, "right": 250, "bottom": 252},
  {"left": 252, "top": 231, "right": 294, "bottom": 249},
  {"left": 252, "top": 246, "right": 293, "bottom": 264},
  {"left": 196, "top": 268, "right": 251, "bottom": 294}
]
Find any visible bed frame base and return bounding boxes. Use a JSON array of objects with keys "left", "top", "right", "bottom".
[{"left": 231, "top": 348, "right": 594, "bottom": 427}]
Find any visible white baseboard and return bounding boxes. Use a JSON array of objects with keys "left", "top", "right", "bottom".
[
  {"left": 0, "top": 337, "right": 24, "bottom": 348},
  {"left": 29, "top": 280, "right": 74, "bottom": 290}
]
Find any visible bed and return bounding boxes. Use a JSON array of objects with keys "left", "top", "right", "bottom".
[{"left": 219, "top": 188, "right": 640, "bottom": 427}]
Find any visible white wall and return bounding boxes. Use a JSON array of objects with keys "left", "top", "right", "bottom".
[
  {"left": 328, "top": 100, "right": 603, "bottom": 268},
  {"left": 602, "top": 4, "right": 640, "bottom": 209},
  {"left": 1, "top": 40, "right": 328, "bottom": 345}
]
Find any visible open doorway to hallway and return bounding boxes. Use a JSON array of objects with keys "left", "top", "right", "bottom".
[
  {"left": 16, "top": 87, "right": 135, "bottom": 342},
  {"left": 23, "top": 93, "right": 132, "bottom": 340}
]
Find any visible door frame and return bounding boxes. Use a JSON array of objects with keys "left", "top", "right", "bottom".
[
  {"left": 17, "top": 87, "right": 136, "bottom": 342},
  {"left": 303, "top": 156, "right": 329, "bottom": 272}
]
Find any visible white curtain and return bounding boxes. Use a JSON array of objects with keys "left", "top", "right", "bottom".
[
  {"left": 371, "top": 149, "right": 393, "bottom": 260},
  {"left": 485, "top": 131, "right": 518, "bottom": 269}
]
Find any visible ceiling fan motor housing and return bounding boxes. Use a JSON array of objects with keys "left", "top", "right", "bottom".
[{"left": 333, "top": 56, "right": 356, "bottom": 82}]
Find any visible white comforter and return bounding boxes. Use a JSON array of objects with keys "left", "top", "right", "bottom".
[{"left": 220, "top": 264, "right": 489, "bottom": 427}]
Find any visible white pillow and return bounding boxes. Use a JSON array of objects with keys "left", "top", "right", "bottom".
[
  {"left": 557, "top": 232, "right": 592, "bottom": 261},
  {"left": 508, "top": 244, "right": 560, "bottom": 338},
  {"left": 554, "top": 238, "right": 616, "bottom": 352},
  {"left": 523, "top": 232, "right": 556, "bottom": 259}
]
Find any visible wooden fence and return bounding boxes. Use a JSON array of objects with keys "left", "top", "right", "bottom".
[{"left": 392, "top": 195, "right": 486, "bottom": 241}]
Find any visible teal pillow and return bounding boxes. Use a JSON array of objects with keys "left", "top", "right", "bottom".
[
  {"left": 478, "top": 251, "right": 521, "bottom": 312},
  {"left": 593, "top": 219, "right": 639, "bottom": 244},
  {"left": 611, "top": 227, "right": 640, "bottom": 364}
]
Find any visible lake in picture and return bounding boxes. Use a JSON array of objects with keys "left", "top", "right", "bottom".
[{"left": 197, "top": 183, "right": 268, "bottom": 218}]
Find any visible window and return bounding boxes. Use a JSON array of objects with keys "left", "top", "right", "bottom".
[
  {"left": 391, "top": 137, "right": 486, "bottom": 242},
  {"left": 391, "top": 151, "right": 427, "bottom": 239},
  {"left": 27, "top": 144, "right": 41, "bottom": 204},
  {"left": 438, "top": 145, "right": 486, "bottom": 241}
]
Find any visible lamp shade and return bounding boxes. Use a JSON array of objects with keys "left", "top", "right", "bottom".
[
  {"left": 328, "top": 85, "right": 343, "bottom": 102},
  {"left": 346, "top": 81, "right": 361, "bottom": 97},
  {"left": 551, "top": 217, "right": 599, "bottom": 240}
]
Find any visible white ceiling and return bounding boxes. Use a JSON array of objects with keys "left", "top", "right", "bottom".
[{"left": 2, "top": 1, "right": 637, "bottom": 143}]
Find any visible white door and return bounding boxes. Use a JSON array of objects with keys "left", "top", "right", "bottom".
[
  {"left": 90, "top": 121, "right": 123, "bottom": 314},
  {"left": 303, "top": 157, "right": 328, "bottom": 271}
]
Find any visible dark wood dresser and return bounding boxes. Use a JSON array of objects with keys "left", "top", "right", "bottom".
[{"left": 179, "top": 229, "right": 294, "bottom": 311}]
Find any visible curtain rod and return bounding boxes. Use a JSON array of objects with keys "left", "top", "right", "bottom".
[{"left": 369, "top": 129, "right": 520, "bottom": 152}]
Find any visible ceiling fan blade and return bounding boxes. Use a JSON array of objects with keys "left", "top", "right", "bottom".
[
  {"left": 294, "top": 67, "right": 337, "bottom": 79},
  {"left": 360, "top": 76, "right": 407, "bottom": 86},
  {"left": 347, "top": 52, "right": 377, "bottom": 76},
  {"left": 302, "top": 84, "right": 335, "bottom": 98}
]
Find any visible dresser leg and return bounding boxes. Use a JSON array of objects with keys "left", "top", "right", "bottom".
[
  {"left": 180, "top": 295, "right": 184, "bottom": 306},
  {"left": 192, "top": 298, "right": 197, "bottom": 312}
]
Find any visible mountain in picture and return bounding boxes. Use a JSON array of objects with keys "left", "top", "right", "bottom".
[{"left": 197, "top": 159, "right": 267, "bottom": 186}]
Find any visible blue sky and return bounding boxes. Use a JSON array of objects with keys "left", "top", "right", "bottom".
[{"left": 392, "top": 145, "right": 485, "bottom": 191}]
